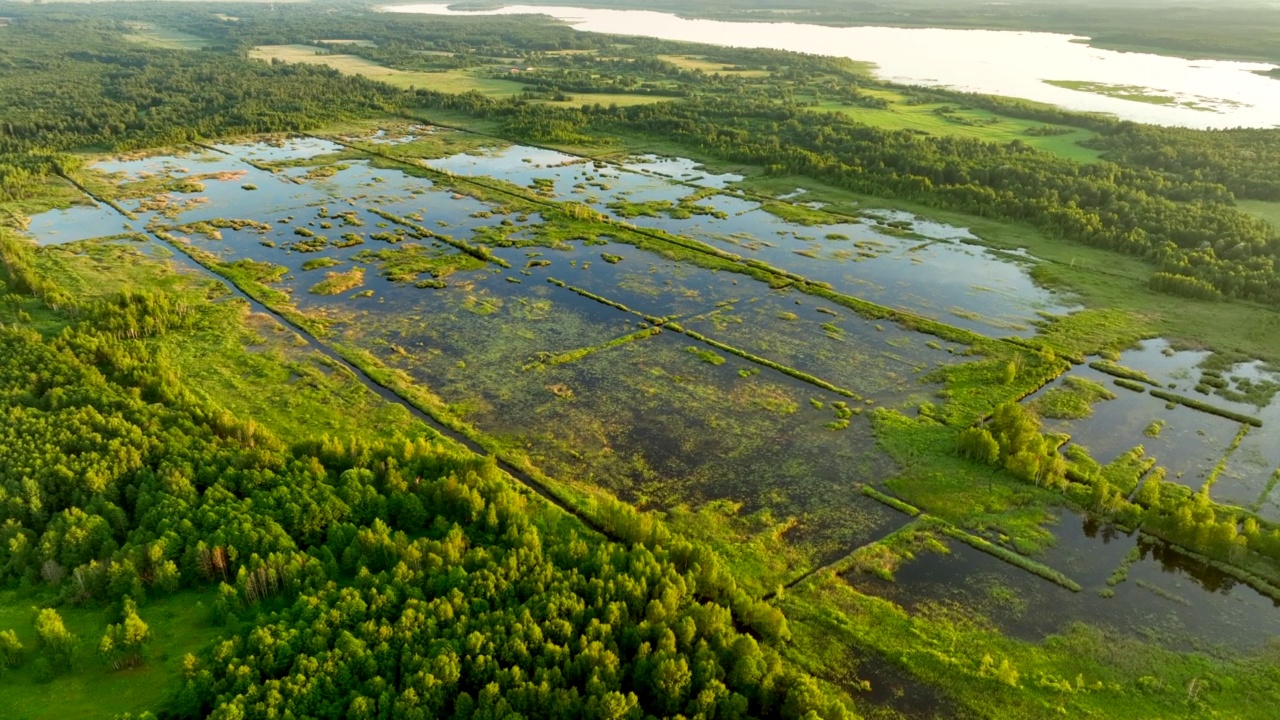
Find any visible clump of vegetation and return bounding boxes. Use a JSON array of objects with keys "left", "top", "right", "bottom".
[
  {"left": 845, "top": 521, "right": 947, "bottom": 580},
  {"left": 308, "top": 267, "right": 365, "bottom": 295},
  {"left": 1090, "top": 358, "right": 1162, "bottom": 386},
  {"left": 1113, "top": 378, "right": 1148, "bottom": 393},
  {"left": 861, "top": 486, "right": 921, "bottom": 516},
  {"left": 686, "top": 345, "right": 726, "bottom": 365},
  {"left": 301, "top": 256, "right": 342, "bottom": 271},
  {"left": 1150, "top": 388, "right": 1264, "bottom": 427},
  {"left": 1144, "top": 420, "right": 1166, "bottom": 438},
  {"left": 1105, "top": 546, "right": 1144, "bottom": 588},
  {"left": 1030, "top": 376, "right": 1116, "bottom": 419}
]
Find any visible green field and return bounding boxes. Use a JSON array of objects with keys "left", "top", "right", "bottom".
[
  {"left": 121, "top": 23, "right": 207, "bottom": 50},
  {"left": 814, "top": 88, "right": 1102, "bottom": 162},
  {"left": 0, "top": 588, "right": 215, "bottom": 720},
  {"left": 250, "top": 45, "right": 661, "bottom": 108},
  {"left": 1240, "top": 199, "right": 1280, "bottom": 230},
  {"left": 248, "top": 45, "right": 529, "bottom": 95},
  {"left": 657, "top": 53, "right": 775, "bottom": 77}
]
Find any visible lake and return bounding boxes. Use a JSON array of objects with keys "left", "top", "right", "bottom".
[{"left": 382, "top": 3, "right": 1280, "bottom": 129}]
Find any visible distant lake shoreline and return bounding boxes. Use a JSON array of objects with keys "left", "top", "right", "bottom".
[{"left": 383, "top": 3, "right": 1280, "bottom": 129}]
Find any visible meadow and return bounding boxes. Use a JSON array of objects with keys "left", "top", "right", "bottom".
[{"left": 813, "top": 88, "right": 1103, "bottom": 163}]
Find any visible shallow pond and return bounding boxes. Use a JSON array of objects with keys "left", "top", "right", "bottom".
[
  {"left": 24, "top": 132, "right": 1280, "bottom": 660},
  {"left": 422, "top": 143, "right": 1074, "bottom": 334},
  {"left": 863, "top": 514, "right": 1280, "bottom": 652}
]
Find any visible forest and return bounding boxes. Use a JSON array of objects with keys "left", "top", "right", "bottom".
[{"left": 2, "top": 3, "right": 1280, "bottom": 719}]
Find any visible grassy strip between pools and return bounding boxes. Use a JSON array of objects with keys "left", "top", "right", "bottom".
[
  {"left": 1089, "top": 359, "right": 1160, "bottom": 386},
  {"left": 1201, "top": 424, "right": 1252, "bottom": 495},
  {"left": 547, "top": 277, "right": 667, "bottom": 324},
  {"left": 1113, "top": 378, "right": 1148, "bottom": 393},
  {"left": 368, "top": 207, "right": 510, "bottom": 268},
  {"left": 935, "top": 522, "right": 1082, "bottom": 592},
  {"left": 521, "top": 326, "right": 662, "bottom": 371},
  {"left": 1138, "top": 532, "right": 1280, "bottom": 602},
  {"left": 549, "top": 277, "right": 864, "bottom": 399},
  {"left": 1149, "top": 388, "right": 1264, "bottom": 427},
  {"left": 859, "top": 486, "right": 1080, "bottom": 592},
  {"left": 828, "top": 520, "right": 950, "bottom": 582},
  {"left": 860, "top": 485, "right": 921, "bottom": 517},
  {"left": 668, "top": 323, "right": 862, "bottom": 399},
  {"left": 1252, "top": 468, "right": 1280, "bottom": 512}
]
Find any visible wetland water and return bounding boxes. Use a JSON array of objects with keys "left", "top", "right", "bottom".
[
  {"left": 28, "top": 133, "right": 1280, "bottom": 662},
  {"left": 383, "top": 3, "right": 1280, "bottom": 129}
]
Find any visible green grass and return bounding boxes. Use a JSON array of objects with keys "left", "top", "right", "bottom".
[
  {"left": 838, "top": 519, "right": 947, "bottom": 581},
  {"left": 1149, "top": 388, "right": 1265, "bottom": 427},
  {"left": 121, "top": 23, "right": 207, "bottom": 51},
  {"left": 531, "top": 93, "right": 667, "bottom": 109},
  {"left": 249, "top": 46, "right": 528, "bottom": 95},
  {"left": 813, "top": 88, "right": 1101, "bottom": 163},
  {"left": 37, "top": 239, "right": 426, "bottom": 443},
  {"left": 656, "top": 54, "right": 773, "bottom": 77},
  {"left": 873, "top": 410, "right": 1064, "bottom": 555},
  {"left": 307, "top": 266, "right": 365, "bottom": 296},
  {"left": 783, "top": 574, "right": 1280, "bottom": 719},
  {"left": 1029, "top": 376, "right": 1116, "bottom": 420},
  {"left": 1238, "top": 200, "right": 1280, "bottom": 231},
  {"left": 0, "top": 588, "right": 217, "bottom": 720}
]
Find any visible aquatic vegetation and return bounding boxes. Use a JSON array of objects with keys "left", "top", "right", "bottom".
[
  {"left": 308, "top": 267, "right": 365, "bottom": 295},
  {"left": 1113, "top": 378, "right": 1148, "bottom": 393},
  {"left": 300, "top": 256, "right": 342, "bottom": 271},
  {"left": 353, "top": 244, "right": 485, "bottom": 283},
  {"left": 936, "top": 523, "right": 1082, "bottom": 592},
  {"left": 1149, "top": 388, "right": 1264, "bottom": 427},
  {"left": 523, "top": 327, "right": 661, "bottom": 370},
  {"left": 1030, "top": 376, "right": 1116, "bottom": 419},
  {"left": 1088, "top": 360, "right": 1158, "bottom": 385},
  {"left": 1201, "top": 424, "right": 1251, "bottom": 493},
  {"left": 686, "top": 345, "right": 727, "bottom": 365},
  {"left": 861, "top": 486, "right": 921, "bottom": 517},
  {"left": 842, "top": 521, "right": 948, "bottom": 580}
]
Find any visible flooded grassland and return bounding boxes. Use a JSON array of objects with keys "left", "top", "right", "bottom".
[{"left": 21, "top": 124, "right": 1280, "bottom": 717}]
